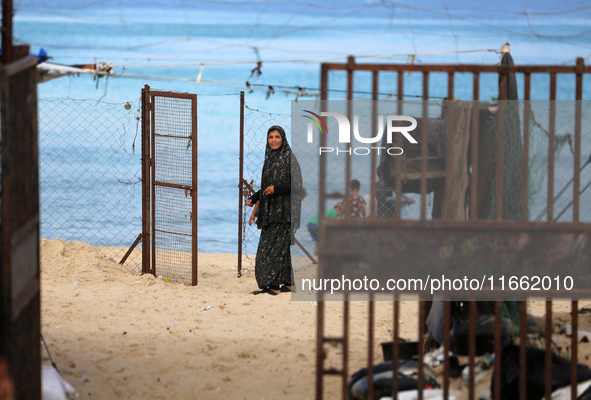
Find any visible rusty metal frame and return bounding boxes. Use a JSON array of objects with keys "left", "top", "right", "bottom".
[
  {"left": 0, "top": 54, "right": 41, "bottom": 399},
  {"left": 141, "top": 86, "right": 198, "bottom": 286},
  {"left": 315, "top": 57, "right": 590, "bottom": 400},
  {"left": 141, "top": 85, "right": 152, "bottom": 275}
]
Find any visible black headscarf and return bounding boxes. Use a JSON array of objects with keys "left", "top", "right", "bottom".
[{"left": 257, "top": 125, "right": 303, "bottom": 242}]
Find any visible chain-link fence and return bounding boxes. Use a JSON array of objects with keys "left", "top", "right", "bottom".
[
  {"left": 240, "top": 100, "right": 591, "bottom": 277},
  {"left": 39, "top": 98, "right": 143, "bottom": 270}
]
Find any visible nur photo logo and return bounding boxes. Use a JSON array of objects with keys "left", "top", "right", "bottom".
[{"left": 303, "top": 111, "right": 418, "bottom": 156}]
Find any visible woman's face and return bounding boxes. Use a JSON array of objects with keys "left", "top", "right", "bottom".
[{"left": 268, "top": 130, "right": 282, "bottom": 150}]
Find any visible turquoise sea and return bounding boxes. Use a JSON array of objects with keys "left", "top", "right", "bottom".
[{"left": 14, "top": 0, "right": 591, "bottom": 253}]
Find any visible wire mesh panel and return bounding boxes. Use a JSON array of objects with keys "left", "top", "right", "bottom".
[
  {"left": 150, "top": 91, "right": 197, "bottom": 286},
  {"left": 38, "top": 98, "right": 142, "bottom": 268},
  {"left": 0, "top": 55, "right": 41, "bottom": 400}
]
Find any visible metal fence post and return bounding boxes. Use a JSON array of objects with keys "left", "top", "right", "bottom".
[
  {"left": 238, "top": 91, "right": 244, "bottom": 277},
  {"left": 141, "top": 84, "right": 151, "bottom": 275}
]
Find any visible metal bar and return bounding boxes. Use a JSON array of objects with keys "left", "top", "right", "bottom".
[
  {"left": 420, "top": 72, "right": 429, "bottom": 220},
  {"left": 238, "top": 91, "right": 244, "bottom": 277},
  {"left": 522, "top": 74, "right": 531, "bottom": 221},
  {"left": 2, "top": 0, "right": 13, "bottom": 64},
  {"left": 319, "top": 64, "right": 328, "bottom": 228},
  {"left": 316, "top": 297, "right": 324, "bottom": 400},
  {"left": 119, "top": 233, "right": 142, "bottom": 266},
  {"left": 342, "top": 297, "right": 349, "bottom": 400},
  {"left": 447, "top": 72, "right": 454, "bottom": 99},
  {"left": 241, "top": 178, "right": 256, "bottom": 196},
  {"left": 574, "top": 58, "right": 584, "bottom": 222},
  {"left": 393, "top": 295, "right": 399, "bottom": 400},
  {"left": 395, "top": 72, "right": 404, "bottom": 221},
  {"left": 443, "top": 98, "right": 454, "bottom": 220},
  {"left": 0, "top": 62, "right": 9, "bottom": 363},
  {"left": 469, "top": 301, "right": 476, "bottom": 400},
  {"left": 153, "top": 133, "right": 192, "bottom": 139},
  {"left": 367, "top": 297, "right": 375, "bottom": 400},
  {"left": 318, "top": 64, "right": 329, "bottom": 400},
  {"left": 554, "top": 176, "right": 591, "bottom": 222},
  {"left": 571, "top": 301, "right": 578, "bottom": 400},
  {"left": 519, "top": 301, "right": 527, "bottom": 400},
  {"left": 321, "top": 63, "right": 591, "bottom": 74},
  {"left": 443, "top": 301, "right": 451, "bottom": 400},
  {"left": 345, "top": 56, "right": 354, "bottom": 220},
  {"left": 321, "top": 63, "right": 329, "bottom": 102},
  {"left": 418, "top": 301, "right": 425, "bottom": 400},
  {"left": 151, "top": 93, "right": 157, "bottom": 277},
  {"left": 470, "top": 73, "right": 480, "bottom": 220},
  {"left": 494, "top": 301, "right": 502, "bottom": 400},
  {"left": 154, "top": 228, "right": 192, "bottom": 237},
  {"left": 148, "top": 91, "right": 197, "bottom": 99},
  {"left": 153, "top": 181, "right": 193, "bottom": 191},
  {"left": 545, "top": 301, "right": 553, "bottom": 400},
  {"left": 548, "top": 73, "right": 557, "bottom": 221},
  {"left": 191, "top": 94, "right": 198, "bottom": 286},
  {"left": 294, "top": 238, "right": 317, "bottom": 264},
  {"left": 321, "top": 217, "right": 591, "bottom": 231},
  {"left": 370, "top": 71, "right": 378, "bottom": 219},
  {"left": 495, "top": 73, "right": 507, "bottom": 221},
  {"left": 141, "top": 85, "right": 151, "bottom": 275},
  {"left": 445, "top": 71, "right": 455, "bottom": 219}
]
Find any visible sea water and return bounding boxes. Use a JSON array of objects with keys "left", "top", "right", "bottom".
[{"left": 14, "top": 0, "right": 591, "bottom": 253}]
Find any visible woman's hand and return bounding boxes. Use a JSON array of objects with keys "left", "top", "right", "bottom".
[
  {"left": 263, "top": 185, "right": 274, "bottom": 195},
  {"left": 245, "top": 199, "right": 253, "bottom": 207},
  {"left": 249, "top": 202, "right": 259, "bottom": 226}
]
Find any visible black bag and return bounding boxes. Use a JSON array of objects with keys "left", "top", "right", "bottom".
[{"left": 492, "top": 344, "right": 591, "bottom": 400}]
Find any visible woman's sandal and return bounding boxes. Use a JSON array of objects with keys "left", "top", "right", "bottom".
[{"left": 253, "top": 288, "right": 280, "bottom": 296}]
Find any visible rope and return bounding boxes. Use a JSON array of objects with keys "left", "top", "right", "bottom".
[
  {"left": 113, "top": 73, "right": 445, "bottom": 100},
  {"left": 112, "top": 48, "right": 498, "bottom": 69}
]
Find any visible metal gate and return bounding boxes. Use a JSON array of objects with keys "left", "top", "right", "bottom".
[
  {"left": 141, "top": 85, "right": 198, "bottom": 286},
  {"left": 0, "top": 54, "right": 41, "bottom": 399},
  {"left": 314, "top": 55, "right": 591, "bottom": 400}
]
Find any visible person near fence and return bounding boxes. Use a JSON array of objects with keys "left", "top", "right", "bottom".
[
  {"left": 245, "top": 125, "right": 303, "bottom": 295},
  {"left": 348, "top": 179, "right": 366, "bottom": 219}
]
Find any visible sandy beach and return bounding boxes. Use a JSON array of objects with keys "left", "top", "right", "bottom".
[
  {"left": 40, "top": 238, "right": 420, "bottom": 399},
  {"left": 40, "top": 238, "right": 591, "bottom": 400}
]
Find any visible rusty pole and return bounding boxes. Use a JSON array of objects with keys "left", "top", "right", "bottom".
[
  {"left": 238, "top": 91, "right": 244, "bottom": 277},
  {"left": 141, "top": 85, "right": 151, "bottom": 275}
]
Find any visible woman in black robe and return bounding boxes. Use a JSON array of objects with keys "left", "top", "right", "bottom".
[{"left": 246, "top": 125, "right": 303, "bottom": 295}]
